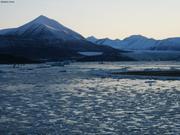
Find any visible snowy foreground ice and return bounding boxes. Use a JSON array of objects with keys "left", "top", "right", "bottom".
[{"left": 0, "top": 62, "right": 180, "bottom": 135}]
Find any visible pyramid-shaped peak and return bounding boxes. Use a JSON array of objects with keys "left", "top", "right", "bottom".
[
  {"left": 33, "top": 15, "right": 58, "bottom": 24},
  {"left": 27, "top": 15, "right": 69, "bottom": 32},
  {"left": 0, "top": 15, "right": 85, "bottom": 41},
  {"left": 37, "top": 15, "right": 48, "bottom": 19},
  {"left": 35, "top": 15, "right": 53, "bottom": 21}
]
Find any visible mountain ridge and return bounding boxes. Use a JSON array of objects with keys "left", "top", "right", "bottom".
[
  {"left": 0, "top": 15, "right": 132, "bottom": 62},
  {"left": 87, "top": 35, "right": 180, "bottom": 51}
]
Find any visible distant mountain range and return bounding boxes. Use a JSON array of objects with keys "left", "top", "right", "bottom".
[
  {"left": 0, "top": 15, "right": 132, "bottom": 63},
  {"left": 0, "top": 15, "right": 180, "bottom": 63},
  {"left": 87, "top": 35, "right": 180, "bottom": 61},
  {"left": 87, "top": 35, "right": 180, "bottom": 51}
]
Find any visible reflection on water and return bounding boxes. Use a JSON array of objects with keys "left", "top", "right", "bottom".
[{"left": 0, "top": 62, "right": 180, "bottom": 134}]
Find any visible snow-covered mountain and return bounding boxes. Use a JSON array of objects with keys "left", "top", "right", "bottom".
[
  {"left": 0, "top": 15, "right": 133, "bottom": 62},
  {"left": 0, "top": 15, "right": 84, "bottom": 41},
  {"left": 154, "top": 38, "right": 180, "bottom": 51},
  {"left": 1, "top": 15, "right": 179, "bottom": 62},
  {"left": 96, "top": 38, "right": 124, "bottom": 50},
  {"left": 87, "top": 36, "right": 98, "bottom": 43},
  {"left": 87, "top": 35, "right": 180, "bottom": 51}
]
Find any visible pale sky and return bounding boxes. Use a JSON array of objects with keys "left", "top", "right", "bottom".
[{"left": 0, "top": 0, "right": 180, "bottom": 39}]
